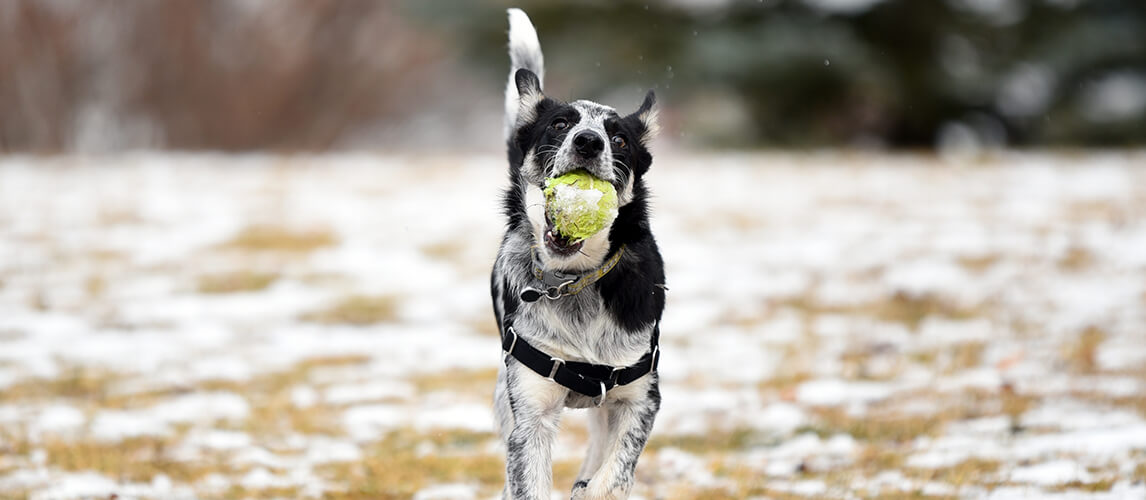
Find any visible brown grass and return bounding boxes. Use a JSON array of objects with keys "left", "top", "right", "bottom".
[
  {"left": 205, "top": 355, "right": 373, "bottom": 437},
  {"left": 410, "top": 367, "right": 499, "bottom": 394},
  {"left": 905, "top": 458, "right": 1000, "bottom": 486},
  {"left": 781, "top": 291, "right": 981, "bottom": 331},
  {"left": 1058, "top": 247, "right": 1095, "bottom": 271},
  {"left": 197, "top": 271, "right": 278, "bottom": 294},
  {"left": 805, "top": 407, "right": 947, "bottom": 443},
  {"left": 1065, "top": 326, "right": 1106, "bottom": 373},
  {"left": 1054, "top": 478, "right": 1117, "bottom": 492},
  {"left": 301, "top": 295, "right": 399, "bottom": 325},
  {"left": 421, "top": 240, "right": 468, "bottom": 263},
  {"left": 948, "top": 342, "right": 986, "bottom": 373},
  {"left": 318, "top": 430, "right": 577, "bottom": 499},
  {"left": 958, "top": 255, "right": 999, "bottom": 273},
  {"left": 0, "top": 367, "right": 122, "bottom": 405},
  {"left": 467, "top": 316, "right": 501, "bottom": 337},
  {"left": 647, "top": 427, "right": 760, "bottom": 454},
  {"left": 41, "top": 435, "right": 218, "bottom": 483},
  {"left": 220, "top": 225, "right": 336, "bottom": 253}
]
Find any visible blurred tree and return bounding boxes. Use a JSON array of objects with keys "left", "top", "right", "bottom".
[
  {"left": 0, "top": 0, "right": 447, "bottom": 151},
  {"left": 0, "top": 0, "right": 1142, "bottom": 151},
  {"left": 415, "top": 0, "right": 1146, "bottom": 148}
]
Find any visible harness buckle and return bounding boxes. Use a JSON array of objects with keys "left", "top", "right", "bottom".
[
  {"left": 547, "top": 356, "right": 565, "bottom": 379},
  {"left": 503, "top": 327, "right": 518, "bottom": 364}
]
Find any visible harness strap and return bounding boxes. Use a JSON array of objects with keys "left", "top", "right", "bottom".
[{"left": 501, "top": 322, "right": 660, "bottom": 399}]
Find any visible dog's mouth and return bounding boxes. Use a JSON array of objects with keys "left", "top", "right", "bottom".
[{"left": 544, "top": 219, "right": 583, "bottom": 257}]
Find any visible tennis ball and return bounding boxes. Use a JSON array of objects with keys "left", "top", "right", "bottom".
[{"left": 543, "top": 170, "right": 618, "bottom": 242}]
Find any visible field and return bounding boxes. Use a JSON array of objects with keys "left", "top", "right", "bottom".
[{"left": 1, "top": 152, "right": 1145, "bottom": 499}]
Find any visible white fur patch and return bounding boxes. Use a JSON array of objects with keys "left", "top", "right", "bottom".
[
  {"left": 504, "top": 8, "right": 545, "bottom": 139},
  {"left": 639, "top": 107, "right": 660, "bottom": 142}
]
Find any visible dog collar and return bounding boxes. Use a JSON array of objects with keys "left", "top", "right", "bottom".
[{"left": 520, "top": 244, "right": 626, "bottom": 302}]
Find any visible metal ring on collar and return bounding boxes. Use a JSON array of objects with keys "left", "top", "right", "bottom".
[
  {"left": 595, "top": 381, "right": 608, "bottom": 407},
  {"left": 545, "top": 280, "right": 575, "bottom": 300}
]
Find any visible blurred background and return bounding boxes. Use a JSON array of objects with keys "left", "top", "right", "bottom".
[
  {"left": 2, "top": 0, "right": 1144, "bottom": 153},
  {"left": 4, "top": 2, "right": 1146, "bottom": 499}
]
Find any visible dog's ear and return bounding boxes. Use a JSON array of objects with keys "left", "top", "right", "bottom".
[
  {"left": 635, "top": 90, "right": 659, "bottom": 143},
  {"left": 515, "top": 69, "right": 544, "bottom": 125}
]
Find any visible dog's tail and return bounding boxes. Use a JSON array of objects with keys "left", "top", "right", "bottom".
[{"left": 505, "top": 8, "right": 544, "bottom": 140}]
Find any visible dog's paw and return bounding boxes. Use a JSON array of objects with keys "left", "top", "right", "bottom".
[
  {"left": 569, "top": 479, "right": 629, "bottom": 500},
  {"left": 570, "top": 480, "right": 589, "bottom": 500}
]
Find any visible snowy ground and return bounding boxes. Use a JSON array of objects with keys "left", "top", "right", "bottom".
[{"left": 1, "top": 152, "right": 1145, "bottom": 500}]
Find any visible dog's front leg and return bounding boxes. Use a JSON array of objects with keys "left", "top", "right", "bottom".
[
  {"left": 571, "top": 377, "right": 660, "bottom": 500},
  {"left": 504, "top": 361, "right": 568, "bottom": 500}
]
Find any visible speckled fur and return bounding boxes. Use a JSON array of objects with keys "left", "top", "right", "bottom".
[{"left": 492, "top": 9, "right": 665, "bottom": 500}]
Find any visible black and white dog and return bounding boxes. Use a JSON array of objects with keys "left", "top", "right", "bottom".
[{"left": 490, "top": 8, "right": 666, "bottom": 500}]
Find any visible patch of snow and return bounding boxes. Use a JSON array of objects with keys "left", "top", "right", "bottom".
[
  {"left": 795, "top": 378, "right": 895, "bottom": 406},
  {"left": 413, "top": 483, "right": 479, "bottom": 500},
  {"left": 324, "top": 380, "right": 415, "bottom": 405},
  {"left": 29, "top": 405, "right": 85, "bottom": 438},
  {"left": 90, "top": 410, "right": 172, "bottom": 441},
  {"left": 1010, "top": 459, "right": 1093, "bottom": 486},
  {"left": 342, "top": 404, "right": 406, "bottom": 442},
  {"left": 149, "top": 391, "right": 250, "bottom": 424}
]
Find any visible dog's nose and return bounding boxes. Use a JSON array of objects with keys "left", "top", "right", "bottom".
[{"left": 572, "top": 131, "right": 605, "bottom": 158}]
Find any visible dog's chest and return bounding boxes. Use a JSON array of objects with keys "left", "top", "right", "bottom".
[{"left": 514, "top": 291, "right": 650, "bottom": 367}]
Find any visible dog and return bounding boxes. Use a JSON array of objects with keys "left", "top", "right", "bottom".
[{"left": 490, "top": 8, "right": 666, "bottom": 500}]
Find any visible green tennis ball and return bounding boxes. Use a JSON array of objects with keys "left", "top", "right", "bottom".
[{"left": 543, "top": 170, "right": 618, "bottom": 242}]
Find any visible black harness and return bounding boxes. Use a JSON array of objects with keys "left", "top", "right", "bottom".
[
  {"left": 500, "top": 246, "right": 661, "bottom": 406},
  {"left": 501, "top": 322, "right": 659, "bottom": 406}
]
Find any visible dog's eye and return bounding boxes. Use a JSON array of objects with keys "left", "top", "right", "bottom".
[
  {"left": 611, "top": 135, "right": 626, "bottom": 149},
  {"left": 552, "top": 119, "right": 568, "bottom": 131}
]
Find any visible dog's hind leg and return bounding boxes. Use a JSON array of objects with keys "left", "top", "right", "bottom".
[
  {"left": 571, "top": 377, "right": 660, "bottom": 500},
  {"left": 572, "top": 407, "right": 609, "bottom": 491},
  {"left": 503, "top": 361, "right": 568, "bottom": 500}
]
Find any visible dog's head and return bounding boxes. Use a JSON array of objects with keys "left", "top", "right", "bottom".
[{"left": 510, "top": 69, "right": 658, "bottom": 269}]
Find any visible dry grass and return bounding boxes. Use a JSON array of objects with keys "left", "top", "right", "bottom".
[
  {"left": 957, "top": 255, "right": 999, "bottom": 273},
  {"left": 647, "top": 427, "right": 760, "bottom": 454},
  {"left": 221, "top": 486, "right": 304, "bottom": 499},
  {"left": 1065, "top": 326, "right": 1106, "bottom": 373},
  {"left": 1058, "top": 247, "right": 1095, "bottom": 271},
  {"left": 0, "top": 367, "right": 122, "bottom": 405},
  {"left": 467, "top": 316, "right": 501, "bottom": 337},
  {"left": 781, "top": 291, "right": 980, "bottom": 331},
  {"left": 421, "top": 239, "right": 468, "bottom": 263},
  {"left": 1054, "top": 478, "right": 1117, "bottom": 492},
  {"left": 301, "top": 295, "right": 399, "bottom": 325},
  {"left": 207, "top": 355, "right": 373, "bottom": 436},
  {"left": 318, "top": 430, "right": 579, "bottom": 499},
  {"left": 870, "top": 292, "right": 980, "bottom": 331},
  {"left": 219, "top": 225, "right": 336, "bottom": 253},
  {"left": 84, "top": 274, "right": 106, "bottom": 297},
  {"left": 39, "top": 435, "right": 219, "bottom": 484},
  {"left": 904, "top": 458, "right": 1000, "bottom": 486},
  {"left": 197, "top": 270, "right": 278, "bottom": 294},
  {"left": 410, "top": 367, "right": 499, "bottom": 394},
  {"left": 805, "top": 407, "right": 946, "bottom": 443},
  {"left": 948, "top": 342, "right": 986, "bottom": 373}
]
